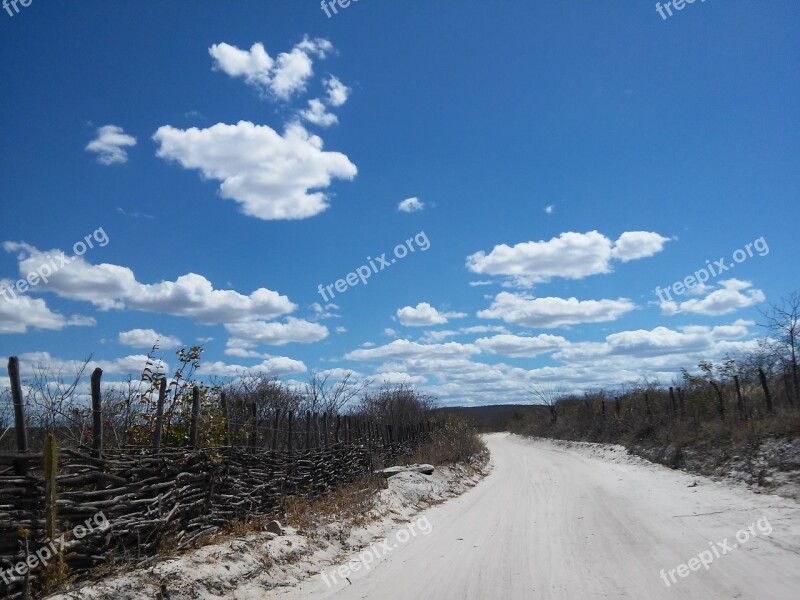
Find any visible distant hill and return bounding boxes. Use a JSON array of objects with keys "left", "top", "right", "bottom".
[{"left": 435, "top": 404, "right": 548, "bottom": 432}]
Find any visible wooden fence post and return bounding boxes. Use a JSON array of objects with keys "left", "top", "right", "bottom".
[
  {"left": 8, "top": 357, "right": 29, "bottom": 475},
  {"left": 287, "top": 412, "right": 293, "bottom": 454},
  {"left": 249, "top": 401, "right": 257, "bottom": 450},
  {"left": 189, "top": 386, "right": 201, "bottom": 449},
  {"left": 313, "top": 412, "right": 320, "bottom": 448},
  {"left": 305, "top": 410, "right": 311, "bottom": 450},
  {"left": 677, "top": 387, "right": 686, "bottom": 421},
  {"left": 272, "top": 410, "right": 281, "bottom": 452},
  {"left": 322, "top": 412, "right": 329, "bottom": 447},
  {"left": 335, "top": 415, "right": 341, "bottom": 443},
  {"left": 90, "top": 368, "right": 103, "bottom": 458},
  {"left": 153, "top": 378, "right": 167, "bottom": 452},
  {"left": 43, "top": 432, "right": 58, "bottom": 542},
  {"left": 220, "top": 392, "right": 231, "bottom": 447}
]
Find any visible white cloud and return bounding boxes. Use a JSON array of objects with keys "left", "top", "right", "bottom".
[
  {"left": 612, "top": 231, "right": 671, "bottom": 262},
  {"left": 325, "top": 76, "right": 350, "bottom": 106},
  {"left": 198, "top": 356, "right": 307, "bottom": 377},
  {"left": 397, "top": 197, "right": 425, "bottom": 213},
  {"left": 544, "top": 204, "right": 555, "bottom": 215},
  {"left": 345, "top": 339, "right": 479, "bottom": 362},
  {"left": 118, "top": 328, "right": 182, "bottom": 349},
  {"left": 3, "top": 242, "right": 296, "bottom": 324},
  {"left": 209, "top": 37, "right": 332, "bottom": 100},
  {"left": 372, "top": 371, "right": 427, "bottom": 385},
  {"left": 310, "top": 302, "right": 339, "bottom": 320},
  {"left": 475, "top": 333, "right": 569, "bottom": 357},
  {"left": 300, "top": 99, "right": 338, "bottom": 127},
  {"left": 660, "top": 279, "right": 765, "bottom": 316},
  {"left": 154, "top": 121, "right": 357, "bottom": 220},
  {"left": 86, "top": 125, "right": 137, "bottom": 165},
  {"left": 15, "top": 352, "right": 169, "bottom": 379},
  {"left": 478, "top": 292, "right": 636, "bottom": 328},
  {"left": 396, "top": 302, "right": 467, "bottom": 327},
  {"left": 0, "top": 286, "right": 95, "bottom": 334},
  {"left": 225, "top": 317, "right": 329, "bottom": 347},
  {"left": 555, "top": 321, "right": 752, "bottom": 362},
  {"left": 420, "top": 325, "right": 510, "bottom": 344},
  {"left": 466, "top": 230, "right": 669, "bottom": 286}
]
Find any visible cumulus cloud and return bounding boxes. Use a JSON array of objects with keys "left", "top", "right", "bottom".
[
  {"left": 225, "top": 317, "right": 329, "bottom": 348},
  {"left": 396, "top": 302, "right": 467, "bottom": 327},
  {"left": 86, "top": 125, "right": 137, "bottom": 165},
  {"left": 397, "top": 197, "right": 425, "bottom": 213},
  {"left": 345, "top": 339, "right": 479, "bottom": 362},
  {"left": 555, "top": 321, "right": 752, "bottom": 362},
  {"left": 478, "top": 292, "right": 636, "bottom": 328},
  {"left": 300, "top": 99, "right": 338, "bottom": 127},
  {"left": 3, "top": 242, "right": 296, "bottom": 324},
  {"left": 118, "top": 328, "right": 182, "bottom": 349},
  {"left": 475, "top": 333, "right": 569, "bottom": 357},
  {"left": 198, "top": 356, "right": 307, "bottom": 377},
  {"left": 659, "top": 279, "right": 765, "bottom": 316},
  {"left": 209, "top": 37, "right": 333, "bottom": 100},
  {"left": 154, "top": 121, "right": 357, "bottom": 220},
  {"left": 325, "top": 76, "right": 350, "bottom": 106},
  {"left": 612, "top": 231, "right": 671, "bottom": 262},
  {"left": 342, "top": 319, "right": 759, "bottom": 405},
  {"left": 466, "top": 231, "right": 669, "bottom": 286},
  {"left": 0, "top": 286, "right": 95, "bottom": 334}
]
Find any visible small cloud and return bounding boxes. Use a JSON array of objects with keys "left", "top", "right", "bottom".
[
  {"left": 397, "top": 197, "right": 425, "bottom": 213},
  {"left": 335, "top": 326, "right": 347, "bottom": 333},
  {"left": 384, "top": 328, "right": 398, "bottom": 337},
  {"left": 116, "top": 207, "right": 154, "bottom": 220},
  {"left": 119, "top": 328, "right": 182, "bottom": 349},
  {"left": 86, "top": 125, "right": 137, "bottom": 165},
  {"left": 325, "top": 76, "right": 350, "bottom": 107},
  {"left": 544, "top": 204, "right": 555, "bottom": 215},
  {"left": 396, "top": 302, "right": 467, "bottom": 327},
  {"left": 300, "top": 98, "right": 338, "bottom": 127},
  {"left": 310, "top": 302, "right": 340, "bottom": 320}
]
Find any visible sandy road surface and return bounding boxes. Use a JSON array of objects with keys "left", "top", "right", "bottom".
[{"left": 274, "top": 433, "right": 800, "bottom": 599}]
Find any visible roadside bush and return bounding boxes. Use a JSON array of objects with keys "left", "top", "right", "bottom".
[{"left": 414, "top": 416, "right": 488, "bottom": 467}]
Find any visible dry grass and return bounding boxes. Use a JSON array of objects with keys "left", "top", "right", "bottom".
[
  {"left": 284, "top": 473, "right": 387, "bottom": 537},
  {"left": 413, "top": 416, "right": 489, "bottom": 469}
]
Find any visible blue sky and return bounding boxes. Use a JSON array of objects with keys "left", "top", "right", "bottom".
[{"left": 1, "top": 0, "right": 797, "bottom": 405}]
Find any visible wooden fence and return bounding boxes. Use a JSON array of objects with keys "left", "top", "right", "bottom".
[{"left": 0, "top": 357, "right": 434, "bottom": 599}]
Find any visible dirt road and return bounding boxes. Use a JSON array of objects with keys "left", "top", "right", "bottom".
[{"left": 276, "top": 433, "right": 800, "bottom": 599}]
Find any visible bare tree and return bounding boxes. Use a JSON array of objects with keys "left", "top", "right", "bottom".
[
  {"left": 304, "top": 371, "right": 370, "bottom": 415},
  {"left": 527, "top": 383, "right": 566, "bottom": 424},
  {"left": 760, "top": 292, "right": 800, "bottom": 403}
]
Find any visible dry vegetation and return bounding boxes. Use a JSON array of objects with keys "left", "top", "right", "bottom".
[{"left": 508, "top": 294, "right": 800, "bottom": 482}]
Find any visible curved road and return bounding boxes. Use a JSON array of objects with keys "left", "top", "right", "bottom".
[{"left": 276, "top": 433, "right": 800, "bottom": 599}]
